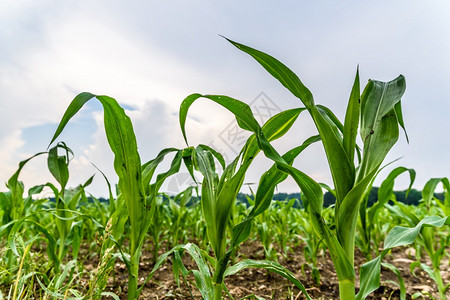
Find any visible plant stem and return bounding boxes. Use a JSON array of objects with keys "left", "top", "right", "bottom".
[
  {"left": 213, "top": 283, "right": 222, "bottom": 300},
  {"left": 433, "top": 268, "right": 446, "bottom": 300},
  {"left": 339, "top": 279, "right": 356, "bottom": 300},
  {"left": 127, "top": 263, "right": 138, "bottom": 300},
  {"left": 6, "top": 249, "right": 14, "bottom": 285},
  {"left": 58, "top": 232, "right": 66, "bottom": 261},
  {"left": 128, "top": 235, "right": 141, "bottom": 300}
]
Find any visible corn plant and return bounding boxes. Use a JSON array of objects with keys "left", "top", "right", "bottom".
[
  {"left": 297, "top": 202, "right": 326, "bottom": 286},
  {"left": 164, "top": 187, "right": 196, "bottom": 249},
  {"left": 0, "top": 147, "right": 105, "bottom": 299},
  {"left": 270, "top": 198, "right": 298, "bottom": 260},
  {"left": 45, "top": 142, "right": 97, "bottom": 263},
  {"left": 179, "top": 37, "right": 449, "bottom": 299},
  {"left": 49, "top": 92, "right": 192, "bottom": 299},
  {"left": 0, "top": 148, "right": 82, "bottom": 283},
  {"left": 387, "top": 177, "right": 450, "bottom": 299},
  {"left": 358, "top": 166, "right": 415, "bottom": 259},
  {"left": 255, "top": 206, "right": 278, "bottom": 262},
  {"left": 144, "top": 105, "right": 315, "bottom": 299},
  {"left": 147, "top": 195, "right": 169, "bottom": 263},
  {"left": 0, "top": 152, "right": 45, "bottom": 284}
]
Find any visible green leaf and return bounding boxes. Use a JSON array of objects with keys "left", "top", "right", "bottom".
[
  {"left": 232, "top": 136, "right": 320, "bottom": 247},
  {"left": 394, "top": 101, "right": 409, "bottom": 143},
  {"left": 92, "top": 163, "right": 116, "bottom": 214},
  {"left": 194, "top": 146, "right": 220, "bottom": 255},
  {"left": 410, "top": 262, "right": 437, "bottom": 283},
  {"left": 50, "top": 92, "right": 150, "bottom": 299},
  {"left": 384, "top": 216, "right": 448, "bottom": 249},
  {"left": 50, "top": 93, "right": 146, "bottom": 252},
  {"left": 381, "top": 262, "right": 406, "bottom": 300},
  {"left": 198, "top": 144, "right": 226, "bottom": 171},
  {"left": 317, "top": 105, "right": 344, "bottom": 135},
  {"left": 343, "top": 67, "right": 360, "bottom": 164},
  {"left": 8, "top": 218, "right": 59, "bottom": 268},
  {"left": 95, "top": 95, "right": 145, "bottom": 250},
  {"left": 142, "top": 148, "right": 180, "bottom": 191},
  {"left": 369, "top": 167, "right": 415, "bottom": 223},
  {"left": 357, "top": 215, "right": 449, "bottom": 300},
  {"left": 240, "top": 108, "right": 305, "bottom": 163},
  {"left": 224, "top": 259, "right": 311, "bottom": 300},
  {"left": 180, "top": 93, "right": 261, "bottom": 145},
  {"left": 47, "top": 142, "right": 72, "bottom": 190},
  {"left": 49, "top": 92, "right": 96, "bottom": 147},
  {"left": 358, "top": 76, "right": 406, "bottom": 180},
  {"left": 180, "top": 243, "right": 214, "bottom": 299},
  {"left": 224, "top": 37, "right": 354, "bottom": 206},
  {"left": 337, "top": 167, "right": 377, "bottom": 265},
  {"left": 422, "top": 177, "right": 450, "bottom": 210},
  {"left": 223, "top": 37, "right": 314, "bottom": 108}
]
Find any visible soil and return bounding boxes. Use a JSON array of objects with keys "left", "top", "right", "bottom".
[{"left": 86, "top": 240, "right": 450, "bottom": 300}]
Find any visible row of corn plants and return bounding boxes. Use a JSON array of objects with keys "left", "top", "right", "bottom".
[
  {"left": 1, "top": 37, "right": 449, "bottom": 299},
  {"left": 0, "top": 157, "right": 448, "bottom": 298}
]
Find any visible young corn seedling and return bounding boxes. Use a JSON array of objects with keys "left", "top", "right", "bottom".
[
  {"left": 255, "top": 205, "right": 278, "bottom": 262},
  {"left": 192, "top": 37, "right": 446, "bottom": 299},
  {"left": 298, "top": 200, "right": 327, "bottom": 286},
  {"left": 145, "top": 104, "right": 314, "bottom": 299},
  {"left": 0, "top": 152, "right": 46, "bottom": 284},
  {"left": 0, "top": 147, "right": 87, "bottom": 283},
  {"left": 45, "top": 142, "right": 96, "bottom": 263},
  {"left": 358, "top": 166, "right": 416, "bottom": 259},
  {"left": 271, "top": 198, "right": 298, "bottom": 260},
  {"left": 387, "top": 177, "right": 449, "bottom": 299},
  {"left": 147, "top": 194, "right": 169, "bottom": 263},
  {"left": 164, "top": 187, "right": 196, "bottom": 249},
  {"left": 49, "top": 93, "right": 192, "bottom": 299},
  {"left": 212, "top": 37, "right": 404, "bottom": 298},
  {"left": 180, "top": 105, "right": 313, "bottom": 299}
]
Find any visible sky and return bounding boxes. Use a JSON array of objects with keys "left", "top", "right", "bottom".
[{"left": 1, "top": 1, "right": 449, "bottom": 198}]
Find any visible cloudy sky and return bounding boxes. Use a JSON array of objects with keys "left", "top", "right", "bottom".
[{"left": 1, "top": 1, "right": 449, "bottom": 197}]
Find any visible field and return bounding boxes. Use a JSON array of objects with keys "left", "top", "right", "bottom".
[
  {"left": 0, "top": 38, "right": 449, "bottom": 299},
  {"left": 1, "top": 196, "right": 449, "bottom": 299}
]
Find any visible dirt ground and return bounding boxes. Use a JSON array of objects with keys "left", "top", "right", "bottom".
[{"left": 93, "top": 240, "right": 450, "bottom": 300}]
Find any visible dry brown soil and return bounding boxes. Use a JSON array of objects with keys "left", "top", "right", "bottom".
[{"left": 92, "top": 240, "right": 450, "bottom": 300}]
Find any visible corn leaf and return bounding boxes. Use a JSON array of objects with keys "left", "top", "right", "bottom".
[
  {"left": 49, "top": 92, "right": 96, "bottom": 146},
  {"left": 178, "top": 243, "right": 214, "bottom": 299},
  {"left": 381, "top": 262, "right": 406, "bottom": 300},
  {"left": 232, "top": 135, "right": 320, "bottom": 247},
  {"left": 47, "top": 143, "right": 71, "bottom": 191},
  {"left": 224, "top": 37, "right": 354, "bottom": 207},
  {"left": 223, "top": 37, "right": 314, "bottom": 108},
  {"left": 8, "top": 218, "right": 59, "bottom": 268},
  {"left": 194, "top": 146, "right": 220, "bottom": 255},
  {"left": 178, "top": 89, "right": 354, "bottom": 287},
  {"left": 50, "top": 93, "right": 146, "bottom": 251},
  {"left": 142, "top": 148, "right": 180, "bottom": 192},
  {"left": 357, "top": 215, "right": 449, "bottom": 300},
  {"left": 369, "top": 167, "right": 415, "bottom": 223},
  {"left": 180, "top": 93, "right": 261, "bottom": 145},
  {"left": 358, "top": 76, "right": 406, "bottom": 180},
  {"left": 422, "top": 177, "right": 450, "bottom": 210},
  {"left": 224, "top": 259, "right": 312, "bottom": 300},
  {"left": 343, "top": 68, "right": 360, "bottom": 165}
]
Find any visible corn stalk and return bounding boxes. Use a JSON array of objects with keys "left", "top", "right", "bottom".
[
  {"left": 207, "top": 37, "right": 409, "bottom": 299},
  {"left": 49, "top": 93, "right": 187, "bottom": 299}
]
